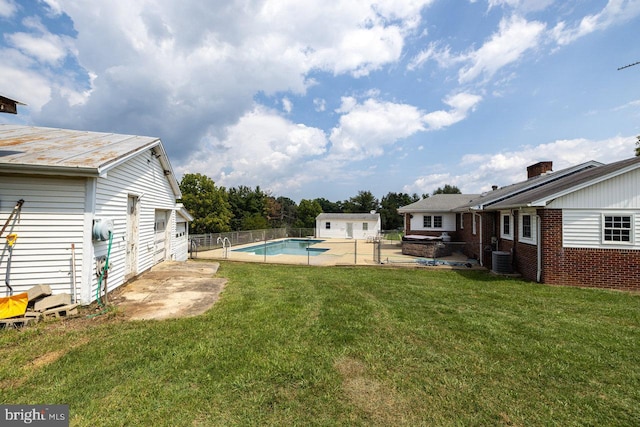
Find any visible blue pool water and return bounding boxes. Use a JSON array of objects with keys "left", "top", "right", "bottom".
[{"left": 232, "top": 239, "right": 328, "bottom": 256}]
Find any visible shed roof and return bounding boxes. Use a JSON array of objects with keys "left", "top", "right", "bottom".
[
  {"left": 317, "top": 213, "right": 380, "bottom": 221},
  {"left": 398, "top": 194, "right": 479, "bottom": 213},
  {"left": 0, "top": 124, "right": 180, "bottom": 196},
  {"left": 488, "top": 156, "right": 640, "bottom": 209}
]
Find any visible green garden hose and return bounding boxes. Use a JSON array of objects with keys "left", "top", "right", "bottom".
[{"left": 95, "top": 230, "right": 113, "bottom": 307}]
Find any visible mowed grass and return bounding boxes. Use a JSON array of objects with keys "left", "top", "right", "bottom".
[{"left": 1, "top": 262, "right": 640, "bottom": 426}]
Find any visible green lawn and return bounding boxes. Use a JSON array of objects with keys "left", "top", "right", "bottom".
[{"left": 1, "top": 262, "right": 639, "bottom": 426}]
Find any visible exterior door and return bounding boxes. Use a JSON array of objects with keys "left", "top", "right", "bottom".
[
  {"left": 346, "top": 222, "right": 354, "bottom": 238},
  {"left": 154, "top": 210, "right": 168, "bottom": 264},
  {"left": 125, "top": 195, "right": 138, "bottom": 279}
]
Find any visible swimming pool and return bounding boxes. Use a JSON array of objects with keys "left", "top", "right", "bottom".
[{"left": 232, "top": 238, "right": 329, "bottom": 256}]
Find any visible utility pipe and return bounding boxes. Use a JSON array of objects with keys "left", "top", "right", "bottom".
[
  {"left": 536, "top": 214, "right": 542, "bottom": 282},
  {"left": 474, "top": 212, "right": 483, "bottom": 266}
]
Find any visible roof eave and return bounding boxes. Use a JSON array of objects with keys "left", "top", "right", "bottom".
[{"left": 0, "top": 163, "right": 98, "bottom": 177}]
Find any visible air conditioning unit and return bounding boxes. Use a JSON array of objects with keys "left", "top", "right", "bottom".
[{"left": 492, "top": 251, "right": 512, "bottom": 274}]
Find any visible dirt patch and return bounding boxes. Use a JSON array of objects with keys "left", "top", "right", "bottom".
[
  {"left": 109, "top": 261, "right": 226, "bottom": 320},
  {"left": 334, "top": 356, "right": 409, "bottom": 424}
]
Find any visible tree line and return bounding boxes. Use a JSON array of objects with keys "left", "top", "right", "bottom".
[{"left": 179, "top": 173, "right": 460, "bottom": 234}]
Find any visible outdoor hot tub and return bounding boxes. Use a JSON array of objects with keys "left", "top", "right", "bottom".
[{"left": 401, "top": 234, "right": 453, "bottom": 258}]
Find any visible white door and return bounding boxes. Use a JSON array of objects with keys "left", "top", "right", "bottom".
[
  {"left": 125, "top": 195, "right": 138, "bottom": 279},
  {"left": 346, "top": 222, "right": 354, "bottom": 238},
  {"left": 154, "top": 210, "right": 167, "bottom": 264}
]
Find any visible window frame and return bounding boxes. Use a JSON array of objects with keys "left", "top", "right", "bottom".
[
  {"left": 500, "top": 212, "right": 512, "bottom": 240},
  {"left": 362, "top": 222, "right": 368, "bottom": 231},
  {"left": 325, "top": 222, "right": 331, "bottom": 230},
  {"left": 518, "top": 211, "right": 537, "bottom": 244},
  {"left": 423, "top": 215, "right": 432, "bottom": 228},
  {"left": 602, "top": 214, "right": 634, "bottom": 244}
]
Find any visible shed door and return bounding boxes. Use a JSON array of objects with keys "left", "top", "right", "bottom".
[
  {"left": 154, "top": 210, "right": 168, "bottom": 264},
  {"left": 125, "top": 195, "right": 138, "bottom": 279},
  {"left": 346, "top": 222, "right": 353, "bottom": 239}
]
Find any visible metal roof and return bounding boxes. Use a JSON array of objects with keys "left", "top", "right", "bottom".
[
  {"left": 398, "top": 194, "right": 480, "bottom": 213},
  {"left": 0, "top": 124, "right": 180, "bottom": 196},
  {"left": 488, "top": 156, "right": 640, "bottom": 210},
  {"left": 454, "top": 160, "right": 603, "bottom": 211},
  {"left": 317, "top": 213, "right": 380, "bottom": 221}
]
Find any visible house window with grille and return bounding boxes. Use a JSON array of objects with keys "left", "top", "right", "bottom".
[
  {"left": 363, "top": 222, "right": 368, "bottom": 231},
  {"left": 501, "top": 213, "right": 512, "bottom": 239},
  {"left": 522, "top": 215, "right": 532, "bottom": 239},
  {"left": 422, "top": 215, "right": 443, "bottom": 229},
  {"left": 603, "top": 215, "right": 632, "bottom": 243}
]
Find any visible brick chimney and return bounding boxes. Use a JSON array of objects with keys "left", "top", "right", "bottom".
[{"left": 527, "top": 161, "right": 553, "bottom": 179}]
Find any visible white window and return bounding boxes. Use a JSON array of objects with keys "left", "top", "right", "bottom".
[
  {"left": 422, "top": 215, "right": 442, "bottom": 229},
  {"left": 602, "top": 214, "right": 633, "bottom": 243},
  {"left": 518, "top": 211, "right": 537, "bottom": 244},
  {"left": 363, "top": 222, "right": 368, "bottom": 231},
  {"left": 500, "top": 212, "right": 512, "bottom": 239}
]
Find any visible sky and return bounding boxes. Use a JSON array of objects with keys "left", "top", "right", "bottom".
[{"left": 1, "top": 0, "right": 639, "bottom": 203}]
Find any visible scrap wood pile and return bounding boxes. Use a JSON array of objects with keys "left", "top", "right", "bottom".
[{"left": 0, "top": 285, "right": 79, "bottom": 329}]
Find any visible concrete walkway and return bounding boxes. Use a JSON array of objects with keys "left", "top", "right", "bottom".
[{"left": 110, "top": 261, "right": 226, "bottom": 320}]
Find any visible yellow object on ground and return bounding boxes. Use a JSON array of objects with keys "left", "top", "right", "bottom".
[{"left": 0, "top": 292, "right": 28, "bottom": 319}]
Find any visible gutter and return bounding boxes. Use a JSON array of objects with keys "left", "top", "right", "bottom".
[{"left": 474, "top": 212, "right": 483, "bottom": 266}]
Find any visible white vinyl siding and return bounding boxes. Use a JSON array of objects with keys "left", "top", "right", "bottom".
[
  {"left": 92, "top": 150, "right": 177, "bottom": 302},
  {"left": 411, "top": 212, "right": 456, "bottom": 232},
  {"left": 547, "top": 167, "right": 640, "bottom": 209},
  {"left": 563, "top": 210, "right": 640, "bottom": 249},
  {"left": 0, "top": 175, "right": 86, "bottom": 297},
  {"left": 316, "top": 216, "right": 381, "bottom": 239}
]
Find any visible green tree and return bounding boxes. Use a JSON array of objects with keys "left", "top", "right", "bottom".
[
  {"left": 635, "top": 135, "right": 640, "bottom": 156},
  {"left": 179, "top": 173, "right": 232, "bottom": 233},
  {"left": 228, "top": 186, "right": 268, "bottom": 230},
  {"left": 432, "top": 184, "right": 461, "bottom": 195},
  {"left": 265, "top": 196, "right": 298, "bottom": 227},
  {"left": 294, "top": 199, "right": 322, "bottom": 229},
  {"left": 380, "top": 192, "right": 420, "bottom": 230},
  {"left": 314, "top": 197, "right": 343, "bottom": 213},
  {"left": 343, "top": 190, "right": 379, "bottom": 213}
]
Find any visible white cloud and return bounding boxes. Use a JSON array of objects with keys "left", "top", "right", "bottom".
[
  {"left": 178, "top": 105, "right": 328, "bottom": 194},
  {"left": 282, "top": 97, "right": 293, "bottom": 114},
  {"left": 552, "top": 0, "right": 640, "bottom": 46},
  {"left": 7, "top": 29, "right": 74, "bottom": 65},
  {"left": 487, "top": 0, "right": 554, "bottom": 13},
  {"left": 313, "top": 98, "right": 326, "bottom": 112},
  {"left": 404, "top": 135, "right": 637, "bottom": 195},
  {"left": 329, "top": 97, "right": 426, "bottom": 160},
  {"left": 458, "top": 15, "right": 545, "bottom": 84},
  {"left": 0, "top": 0, "right": 16, "bottom": 17},
  {"left": 423, "top": 92, "right": 482, "bottom": 130}
]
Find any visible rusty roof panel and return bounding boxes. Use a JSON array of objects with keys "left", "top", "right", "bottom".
[{"left": 0, "top": 125, "right": 159, "bottom": 173}]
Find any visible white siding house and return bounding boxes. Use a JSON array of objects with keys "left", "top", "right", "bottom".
[
  {"left": 316, "top": 213, "right": 381, "bottom": 239},
  {"left": 0, "top": 125, "right": 188, "bottom": 304}
]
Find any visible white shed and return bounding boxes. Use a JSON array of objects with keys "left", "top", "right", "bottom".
[
  {"left": 316, "top": 213, "right": 381, "bottom": 239},
  {"left": 0, "top": 124, "right": 188, "bottom": 304}
]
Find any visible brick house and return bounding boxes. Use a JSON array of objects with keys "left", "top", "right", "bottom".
[{"left": 398, "top": 157, "right": 640, "bottom": 291}]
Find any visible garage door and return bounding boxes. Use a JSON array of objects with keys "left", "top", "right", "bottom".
[{"left": 154, "top": 211, "right": 167, "bottom": 264}]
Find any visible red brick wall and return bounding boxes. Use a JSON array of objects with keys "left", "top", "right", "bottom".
[
  {"left": 540, "top": 209, "right": 640, "bottom": 291},
  {"left": 458, "top": 212, "right": 495, "bottom": 266}
]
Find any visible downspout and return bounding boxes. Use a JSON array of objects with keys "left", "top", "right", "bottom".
[
  {"left": 536, "top": 214, "right": 542, "bottom": 282},
  {"left": 474, "top": 212, "right": 483, "bottom": 266}
]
